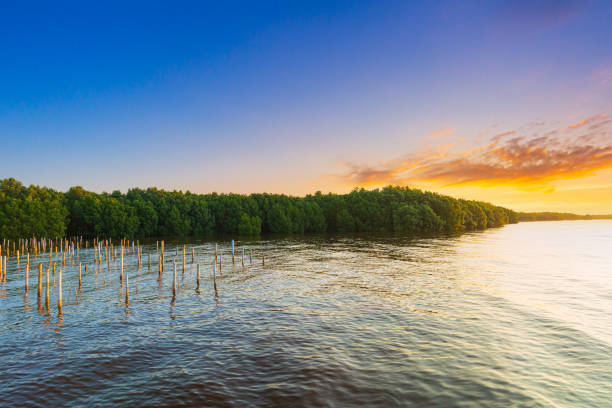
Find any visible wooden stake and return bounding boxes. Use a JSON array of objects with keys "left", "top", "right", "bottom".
[
  {"left": 173, "top": 259, "right": 177, "bottom": 296},
  {"left": 196, "top": 264, "right": 200, "bottom": 290},
  {"left": 58, "top": 269, "right": 63, "bottom": 311},
  {"left": 38, "top": 264, "right": 42, "bottom": 298},
  {"left": 120, "top": 246, "right": 124, "bottom": 282},
  {"left": 25, "top": 263, "right": 29, "bottom": 293},
  {"left": 213, "top": 259, "right": 218, "bottom": 294},
  {"left": 45, "top": 268, "right": 49, "bottom": 309}
]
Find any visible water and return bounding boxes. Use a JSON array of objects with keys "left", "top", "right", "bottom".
[{"left": 1, "top": 221, "right": 611, "bottom": 407}]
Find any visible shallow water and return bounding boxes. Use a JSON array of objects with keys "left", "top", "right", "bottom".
[{"left": 1, "top": 221, "right": 611, "bottom": 407}]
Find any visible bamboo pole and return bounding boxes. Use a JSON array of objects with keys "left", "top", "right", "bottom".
[
  {"left": 196, "top": 264, "right": 200, "bottom": 291},
  {"left": 58, "top": 269, "right": 62, "bottom": 312},
  {"left": 173, "top": 259, "right": 177, "bottom": 296},
  {"left": 250, "top": 250, "right": 252, "bottom": 266},
  {"left": 45, "top": 268, "right": 49, "bottom": 309},
  {"left": 191, "top": 248, "right": 194, "bottom": 264},
  {"left": 120, "top": 246, "right": 124, "bottom": 283},
  {"left": 25, "top": 263, "right": 29, "bottom": 293},
  {"left": 161, "top": 241, "right": 165, "bottom": 272},
  {"left": 79, "top": 263, "right": 82, "bottom": 290},
  {"left": 183, "top": 246, "right": 186, "bottom": 274},
  {"left": 125, "top": 271, "right": 129, "bottom": 305},
  {"left": 38, "top": 264, "right": 42, "bottom": 298},
  {"left": 213, "top": 259, "right": 218, "bottom": 295},
  {"left": 232, "top": 240, "right": 235, "bottom": 265}
]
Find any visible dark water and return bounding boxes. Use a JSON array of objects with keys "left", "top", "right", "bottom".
[{"left": 1, "top": 221, "right": 611, "bottom": 407}]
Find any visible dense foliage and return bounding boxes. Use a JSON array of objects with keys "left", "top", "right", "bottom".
[
  {"left": 517, "top": 212, "right": 612, "bottom": 221},
  {"left": 0, "top": 178, "right": 519, "bottom": 238}
]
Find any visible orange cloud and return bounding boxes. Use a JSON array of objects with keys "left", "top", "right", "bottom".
[
  {"left": 338, "top": 115, "right": 612, "bottom": 190},
  {"left": 568, "top": 114, "right": 605, "bottom": 129},
  {"left": 425, "top": 127, "right": 455, "bottom": 140}
]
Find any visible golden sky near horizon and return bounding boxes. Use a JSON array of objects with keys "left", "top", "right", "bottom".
[{"left": 316, "top": 115, "right": 612, "bottom": 214}]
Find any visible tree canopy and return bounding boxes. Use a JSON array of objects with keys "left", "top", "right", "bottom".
[{"left": 0, "top": 178, "right": 520, "bottom": 239}]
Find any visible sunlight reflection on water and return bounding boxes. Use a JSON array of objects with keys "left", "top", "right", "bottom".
[{"left": 1, "top": 220, "right": 611, "bottom": 407}]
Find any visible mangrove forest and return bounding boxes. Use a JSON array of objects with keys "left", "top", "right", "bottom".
[{"left": 0, "top": 178, "right": 519, "bottom": 239}]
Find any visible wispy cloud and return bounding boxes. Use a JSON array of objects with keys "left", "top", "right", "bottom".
[
  {"left": 335, "top": 115, "right": 612, "bottom": 190},
  {"left": 425, "top": 127, "right": 455, "bottom": 140},
  {"left": 567, "top": 114, "right": 605, "bottom": 129}
]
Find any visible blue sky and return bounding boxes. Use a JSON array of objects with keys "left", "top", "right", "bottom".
[{"left": 1, "top": 1, "right": 611, "bottom": 211}]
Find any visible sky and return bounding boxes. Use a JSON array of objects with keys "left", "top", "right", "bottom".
[{"left": 1, "top": 0, "right": 610, "bottom": 213}]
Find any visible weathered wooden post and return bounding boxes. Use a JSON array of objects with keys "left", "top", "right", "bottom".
[
  {"left": 161, "top": 241, "right": 165, "bottom": 272},
  {"left": 173, "top": 259, "right": 177, "bottom": 296},
  {"left": 120, "top": 245, "right": 124, "bottom": 283},
  {"left": 45, "top": 268, "right": 50, "bottom": 309},
  {"left": 196, "top": 264, "right": 200, "bottom": 291},
  {"left": 213, "top": 259, "right": 218, "bottom": 294},
  {"left": 25, "top": 263, "right": 29, "bottom": 293},
  {"left": 58, "top": 269, "right": 63, "bottom": 312},
  {"left": 38, "top": 264, "right": 42, "bottom": 298}
]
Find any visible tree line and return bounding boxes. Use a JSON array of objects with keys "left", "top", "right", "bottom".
[
  {"left": 0, "top": 178, "right": 519, "bottom": 239},
  {"left": 517, "top": 212, "right": 612, "bottom": 221}
]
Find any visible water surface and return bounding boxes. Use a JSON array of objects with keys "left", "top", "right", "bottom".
[{"left": 1, "top": 221, "right": 611, "bottom": 407}]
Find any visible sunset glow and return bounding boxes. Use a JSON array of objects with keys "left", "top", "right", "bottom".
[
  {"left": 322, "top": 115, "right": 612, "bottom": 212},
  {"left": 0, "top": 1, "right": 610, "bottom": 214}
]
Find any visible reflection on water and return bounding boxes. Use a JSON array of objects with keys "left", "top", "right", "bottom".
[{"left": 0, "top": 221, "right": 611, "bottom": 407}]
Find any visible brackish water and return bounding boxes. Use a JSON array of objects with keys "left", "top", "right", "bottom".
[{"left": 1, "top": 221, "right": 611, "bottom": 407}]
